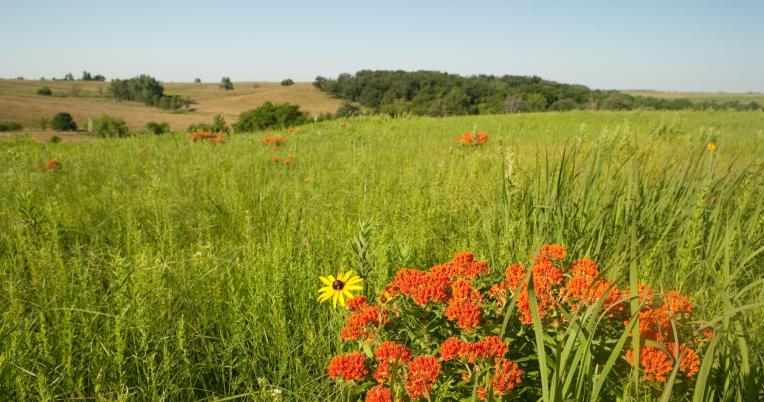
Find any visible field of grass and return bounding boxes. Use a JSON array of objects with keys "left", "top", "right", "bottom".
[
  {"left": 625, "top": 90, "right": 764, "bottom": 104},
  {"left": 0, "top": 79, "right": 342, "bottom": 138},
  {"left": 1, "top": 110, "right": 763, "bottom": 400}
]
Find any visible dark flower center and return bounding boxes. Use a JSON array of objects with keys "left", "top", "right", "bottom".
[{"left": 332, "top": 279, "right": 345, "bottom": 291}]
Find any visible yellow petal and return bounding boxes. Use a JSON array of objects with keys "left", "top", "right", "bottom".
[
  {"left": 319, "top": 276, "right": 333, "bottom": 286},
  {"left": 345, "top": 276, "right": 363, "bottom": 286},
  {"left": 343, "top": 289, "right": 354, "bottom": 299},
  {"left": 345, "top": 285, "right": 363, "bottom": 292},
  {"left": 318, "top": 291, "right": 334, "bottom": 302},
  {"left": 337, "top": 271, "right": 345, "bottom": 281},
  {"left": 332, "top": 292, "right": 339, "bottom": 308},
  {"left": 338, "top": 291, "right": 346, "bottom": 307},
  {"left": 318, "top": 286, "right": 333, "bottom": 293},
  {"left": 343, "top": 270, "right": 354, "bottom": 281}
]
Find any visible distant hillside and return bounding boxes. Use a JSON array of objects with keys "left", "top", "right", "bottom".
[
  {"left": 0, "top": 79, "right": 343, "bottom": 133},
  {"left": 314, "top": 70, "right": 762, "bottom": 116}
]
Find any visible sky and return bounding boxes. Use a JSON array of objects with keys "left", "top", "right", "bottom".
[{"left": 1, "top": 0, "right": 763, "bottom": 92}]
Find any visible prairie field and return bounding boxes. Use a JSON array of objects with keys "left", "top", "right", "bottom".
[
  {"left": 0, "top": 79, "right": 342, "bottom": 137},
  {"left": 1, "top": 110, "right": 763, "bottom": 401}
]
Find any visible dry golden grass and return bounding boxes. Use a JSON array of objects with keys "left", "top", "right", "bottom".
[
  {"left": 625, "top": 90, "right": 764, "bottom": 103},
  {"left": 0, "top": 79, "right": 343, "bottom": 134}
]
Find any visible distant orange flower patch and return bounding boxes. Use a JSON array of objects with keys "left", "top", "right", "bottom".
[
  {"left": 453, "top": 131, "right": 488, "bottom": 145},
  {"left": 43, "top": 160, "right": 62, "bottom": 170},
  {"left": 271, "top": 155, "right": 295, "bottom": 165},
  {"left": 188, "top": 131, "right": 227, "bottom": 143},
  {"left": 261, "top": 136, "right": 286, "bottom": 145},
  {"left": 140, "top": 147, "right": 151, "bottom": 153}
]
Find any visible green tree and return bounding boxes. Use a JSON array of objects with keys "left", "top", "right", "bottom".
[
  {"left": 281, "top": 79, "right": 295, "bottom": 86},
  {"left": 37, "top": 87, "right": 53, "bottom": 96},
  {"left": 234, "top": 102, "right": 308, "bottom": 132},
  {"left": 90, "top": 115, "right": 129, "bottom": 137},
  {"left": 51, "top": 112, "right": 77, "bottom": 131},
  {"left": 220, "top": 77, "right": 234, "bottom": 90},
  {"left": 525, "top": 93, "right": 548, "bottom": 112},
  {"left": 145, "top": 121, "right": 171, "bottom": 135}
]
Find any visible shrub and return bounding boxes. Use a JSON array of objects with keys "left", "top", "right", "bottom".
[
  {"left": 187, "top": 114, "right": 229, "bottom": 133},
  {"left": 335, "top": 102, "right": 362, "bottom": 118},
  {"left": 234, "top": 102, "right": 309, "bottom": 132},
  {"left": 37, "top": 87, "right": 53, "bottom": 96},
  {"left": 48, "top": 136, "right": 61, "bottom": 144},
  {"left": 0, "top": 121, "right": 23, "bottom": 131},
  {"left": 90, "top": 115, "right": 129, "bottom": 137},
  {"left": 51, "top": 113, "right": 77, "bottom": 131},
  {"left": 194, "top": 78, "right": 201, "bottom": 83},
  {"left": 281, "top": 78, "right": 294, "bottom": 86},
  {"left": 144, "top": 121, "right": 171, "bottom": 135},
  {"left": 220, "top": 77, "right": 234, "bottom": 90}
]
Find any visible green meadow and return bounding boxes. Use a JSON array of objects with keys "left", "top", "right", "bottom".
[{"left": 1, "top": 110, "right": 763, "bottom": 400}]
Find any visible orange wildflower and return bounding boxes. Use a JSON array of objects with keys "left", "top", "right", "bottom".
[
  {"left": 328, "top": 352, "right": 368, "bottom": 381},
  {"left": 374, "top": 341, "right": 412, "bottom": 364},
  {"left": 459, "top": 336, "right": 508, "bottom": 363},
  {"left": 444, "top": 280, "right": 483, "bottom": 331},
  {"left": 284, "top": 155, "right": 294, "bottom": 164},
  {"left": 271, "top": 156, "right": 281, "bottom": 163},
  {"left": 405, "top": 356, "right": 440, "bottom": 400},
  {"left": 365, "top": 385, "right": 392, "bottom": 402},
  {"left": 346, "top": 295, "right": 369, "bottom": 312},
  {"left": 439, "top": 337, "right": 466, "bottom": 361},
  {"left": 662, "top": 291, "right": 694, "bottom": 318},
  {"left": 43, "top": 160, "right": 61, "bottom": 170},
  {"left": 679, "top": 346, "right": 700, "bottom": 377},
  {"left": 478, "top": 358, "right": 523, "bottom": 400},
  {"left": 261, "top": 136, "right": 286, "bottom": 145},
  {"left": 140, "top": 146, "right": 151, "bottom": 153},
  {"left": 626, "top": 346, "right": 673, "bottom": 383},
  {"left": 342, "top": 304, "right": 385, "bottom": 341}
]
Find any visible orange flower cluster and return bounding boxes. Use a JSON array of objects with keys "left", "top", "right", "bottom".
[
  {"left": 188, "top": 131, "right": 227, "bottom": 143},
  {"left": 453, "top": 131, "right": 488, "bottom": 145},
  {"left": 478, "top": 359, "right": 523, "bottom": 401},
  {"left": 328, "top": 352, "right": 368, "bottom": 381},
  {"left": 261, "top": 135, "right": 286, "bottom": 145},
  {"left": 271, "top": 155, "right": 295, "bottom": 165},
  {"left": 405, "top": 356, "right": 441, "bottom": 400},
  {"left": 43, "top": 159, "right": 61, "bottom": 170},
  {"left": 384, "top": 253, "right": 489, "bottom": 330},
  {"left": 341, "top": 297, "right": 386, "bottom": 341},
  {"left": 327, "top": 246, "right": 704, "bottom": 399}
]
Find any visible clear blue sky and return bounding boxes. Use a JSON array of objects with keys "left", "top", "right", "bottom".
[{"left": 2, "top": 0, "right": 762, "bottom": 92}]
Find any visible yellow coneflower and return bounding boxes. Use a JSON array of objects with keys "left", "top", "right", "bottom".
[
  {"left": 318, "top": 270, "right": 363, "bottom": 308},
  {"left": 707, "top": 142, "right": 717, "bottom": 151}
]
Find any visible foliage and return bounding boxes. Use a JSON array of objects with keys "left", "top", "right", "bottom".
[
  {"left": 0, "top": 111, "right": 762, "bottom": 401},
  {"left": 90, "top": 114, "right": 129, "bottom": 138},
  {"left": 187, "top": 114, "right": 229, "bottom": 133},
  {"left": 194, "top": 78, "right": 202, "bottom": 83},
  {"left": 50, "top": 112, "right": 77, "bottom": 131},
  {"left": 220, "top": 76, "right": 234, "bottom": 90},
  {"left": 335, "top": 102, "right": 363, "bottom": 118},
  {"left": 315, "top": 70, "right": 763, "bottom": 115},
  {"left": 80, "top": 71, "right": 105, "bottom": 81},
  {"left": 144, "top": 121, "right": 171, "bottom": 135},
  {"left": 0, "top": 121, "right": 23, "bottom": 131},
  {"left": 281, "top": 79, "right": 295, "bottom": 86},
  {"left": 108, "top": 74, "right": 194, "bottom": 110},
  {"left": 63, "top": 73, "right": 74, "bottom": 81},
  {"left": 234, "top": 101, "right": 309, "bottom": 132},
  {"left": 36, "top": 87, "right": 53, "bottom": 96}
]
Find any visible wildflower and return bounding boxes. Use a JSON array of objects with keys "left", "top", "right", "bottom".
[
  {"left": 478, "top": 358, "right": 522, "bottom": 400},
  {"left": 208, "top": 137, "right": 226, "bottom": 143},
  {"left": 318, "top": 270, "right": 363, "bottom": 308},
  {"left": 707, "top": 142, "right": 717, "bottom": 151},
  {"left": 271, "top": 156, "right": 281, "bottom": 163},
  {"left": 662, "top": 291, "right": 694, "bottom": 317},
  {"left": 385, "top": 268, "right": 427, "bottom": 298},
  {"left": 347, "top": 295, "right": 369, "bottom": 312},
  {"left": 261, "top": 136, "right": 286, "bottom": 145},
  {"left": 679, "top": 346, "right": 700, "bottom": 377},
  {"left": 625, "top": 346, "right": 673, "bottom": 382},
  {"left": 410, "top": 270, "right": 451, "bottom": 306},
  {"left": 328, "top": 352, "right": 368, "bottom": 381},
  {"left": 43, "top": 160, "right": 61, "bottom": 170},
  {"left": 444, "top": 280, "right": 483, "bottom": 331},
  {"left": 439, "top": 337, "right": 466, "bottom": 361},
  {"left": 488, "top": 282, "right": 508, "bottom": 307},
  {"left": 570, "top": 258, "right": 598, "bottom": 279},
  {"left": 459, "top": 336, "right": 508, "bottom": 362},
  {"left": 405, "top": 356, "right": 440, "bottom": 400},
  {"left": 284, "top": 155, "right": 294, "bottom": 165},
  {"left": 374, "top": 341, "right": 411, "bottom": 364},
  {"left": 342, "top": 304, "right": 385, "bottom": 340},
  {"left": 140, "top": 146, "right": 151, "bottom": 153},
  {"left": 505, "top": 263, "right": 526, "bottom": 291},
  {"left": 365, "top": 385, "right": 392, "bottom": 402}
]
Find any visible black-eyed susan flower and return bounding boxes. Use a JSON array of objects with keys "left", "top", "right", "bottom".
[
  {"left": 318, "top": 270, "right": 363, "bottom": 308},
  {"left": 707, "top": 142, "right": 717, "bottom": 151}
]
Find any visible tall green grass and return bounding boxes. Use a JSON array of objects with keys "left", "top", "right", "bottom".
[{"left": 0, "top": 111, "right": 762, "bottom": 400}]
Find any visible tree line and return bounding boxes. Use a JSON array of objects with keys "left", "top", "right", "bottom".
[
  {"left": 313, "top": 70, "right": 762, "bottom": 115},
  {"left": 108, "top": 75, "right": 195, "bottom": 111}
]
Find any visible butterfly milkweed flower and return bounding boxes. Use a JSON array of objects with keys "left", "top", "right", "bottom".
[
  {"left": 327, "top": 352, "right": 368, "bottom": 381},
  {"left": 365, "top": 385, "right": 392, "bottom": 402},
  {"left": 318, "top": 270, "right": 363, "bottom": 308},
  {"left": 43, "top": 160, "right": 61, "bottom": 170},
  {"left": 405, "top": 356, "right": 441, "bottom": 399}
]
